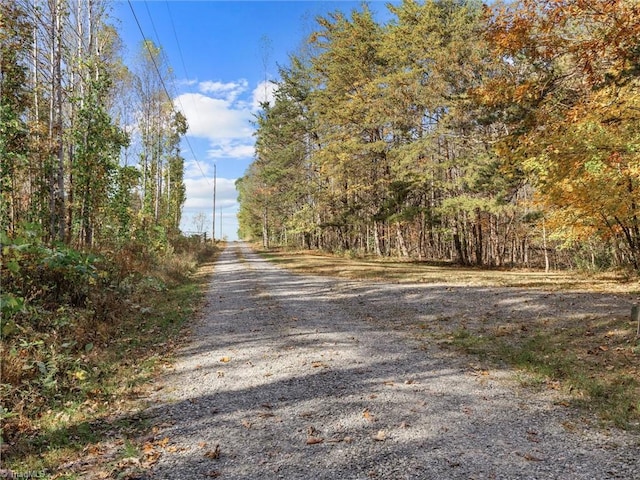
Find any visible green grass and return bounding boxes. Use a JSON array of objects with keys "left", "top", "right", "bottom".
[{"left": 447, "top": 327, "right": 640, "bottom": 429}]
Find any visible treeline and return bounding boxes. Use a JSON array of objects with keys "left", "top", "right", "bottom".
[
  {"left": 0, "top": 0, "right": 203, "bottom": 451},
  {"left": 238, "top": 0, "right": 640, "bottom": 271},
  {"left": 1, "top": 0, "right": 187, "bottom": 248}
]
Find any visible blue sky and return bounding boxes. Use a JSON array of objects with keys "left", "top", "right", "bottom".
[{"left": 111, "top": 1, "right": 391, "bottom": 240}]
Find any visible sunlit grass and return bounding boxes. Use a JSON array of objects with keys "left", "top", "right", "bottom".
[
  {"left": 258, "top": 246, "right": 640, "bottom": 430},
  {"left": 257, "top": 247, "right": 640, "bottom": 293}
]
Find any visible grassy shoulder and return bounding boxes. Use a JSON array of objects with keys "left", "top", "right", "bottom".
[
  {"left": 257, "top": 246, "right": 640, "bottom": 292},
  {"left": 256, "top": 246, "right": 640, "bottom": 430},
  {"left": 1, "top": 238, "right": 220, "bottom": 479}
]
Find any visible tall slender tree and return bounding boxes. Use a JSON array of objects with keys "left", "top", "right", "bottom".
[{"left": 0, "top": 0, "right": 33, "bottom": 234}]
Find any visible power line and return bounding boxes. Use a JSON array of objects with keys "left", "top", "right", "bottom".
[
  {"left": 143, "top": 0, "right": 174, "bottom": 85},
  {"left": 162, "top": 1, "right": 211, "bottom": 187},
  {"left": 165, "top": 1, "right": 191, "bottom": 82},
  {"left": 126, "top": 0, "right": 210, "bottom": 183},
  {"left": 141, "top": 0, "right": 211, "bottom": 184}
]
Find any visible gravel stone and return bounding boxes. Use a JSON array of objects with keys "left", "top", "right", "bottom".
[{"left": 144, "top": 243, "right": 639, "bottom": 479}]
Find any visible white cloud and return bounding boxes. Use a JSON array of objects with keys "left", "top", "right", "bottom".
[
  {"left": 184, "top": 176, "right": 238, "bottom": 208},
  {"left": 174, "top": 92, "right": 254, "bottom": 141},
  {"left": 206, "top": 140, "right": 255, "bottom": 160},
  {"left": 251, "top": 80, "right": 277, "bottom": 110},
  {"left": 184, "top": 159, "right": 211, "bottom": 179},
  {"left": 173, "top": 78, "right": 274, "bottom": 173},
  {"left": 177, "top": 78, "right": 198, "bottom": 87},
  {"left": 199, "top": 79, "right": 248, "bottom": 102}
]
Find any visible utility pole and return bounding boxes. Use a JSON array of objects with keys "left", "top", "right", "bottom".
[{"left": 212, "top": 163, "right": 216, "bottom": 242}]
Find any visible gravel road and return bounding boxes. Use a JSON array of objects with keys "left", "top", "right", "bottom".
[{"left": 145, "top": 242, "right": 638, "bottom": 479}]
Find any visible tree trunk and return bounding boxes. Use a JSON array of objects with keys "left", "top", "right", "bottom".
[
  {"left": 262, "top": 207, "right": 269, "bottom": 248},
  {"left": 396, "top": 222, "right": 408, "bottom": 257},
  {"left": 542, "top": 218, "right": 550, "bottom": 273},
  {"left": 474, "top": 210, "right": 483, "bottom": 266},
  {"left": 373, "top": 220, "right": 382, "bottom": 257}
]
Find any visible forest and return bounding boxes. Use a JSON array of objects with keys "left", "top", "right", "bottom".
[
  {"left": 1, "top": 0, "right": 206, "bottom": 460},
  {"left": 1, "top": 0, "right": 187, "bottom": 247},
  {"left": 239, "top": 0, "right": 640, "bottom": 272}
]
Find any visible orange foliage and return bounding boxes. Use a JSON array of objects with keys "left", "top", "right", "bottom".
[{"left": 482, "top": 0, "right": 640, "bottom": 266}]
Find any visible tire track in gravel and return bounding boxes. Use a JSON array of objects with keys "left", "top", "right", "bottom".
[{"left": 144, "top": 243, "right": 638, "bottom": 480}]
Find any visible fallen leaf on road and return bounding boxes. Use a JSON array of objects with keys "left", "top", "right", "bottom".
[
  {"left": 363, "top": 409, "right": 375, "bottom": 422},
  {"left": 204, "top": 445, "right": 221, "bottom": 459},
  {"left": 372, "top": 430, "right": 387, "bottom": 441},
  {"left": 517, "top": 451, "right": 544, "bottom": 462},
  {"left": 219, "top": 356, "right": 231, "bottom": 363},
  {"left": 306, "top": 436, "right": 324, "bottom": 445}
]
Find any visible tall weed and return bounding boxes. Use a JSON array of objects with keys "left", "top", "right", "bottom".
[{"left": 0, "top": 227, "right": 215, "bottom": 452}]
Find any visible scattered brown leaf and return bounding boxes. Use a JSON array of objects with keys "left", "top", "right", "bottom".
[
  {"left": 518, "top": 451, "right": 544, "bottom": 462},
  {"left": 204, "top": 444, "right": 221, "bottom": 460},
  {"left": 142, "top": 442, "right": 155, "bottom": 454},
  {"left": 362, "top": 408, "right": 375, "bottom": 422},
  {"left": 372, "top": 430, "right": 387, "bottom": 441}
]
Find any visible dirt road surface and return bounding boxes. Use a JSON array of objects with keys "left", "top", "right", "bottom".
[{"left": 144, "top": 243, "right": 638, "bottom": 479}]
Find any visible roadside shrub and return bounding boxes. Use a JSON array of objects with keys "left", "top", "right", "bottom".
[{"left": 1, "top": 227, "right": 217, "bottom": 445}]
